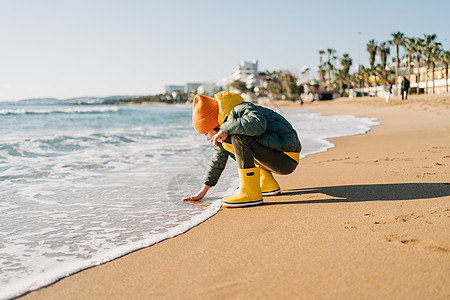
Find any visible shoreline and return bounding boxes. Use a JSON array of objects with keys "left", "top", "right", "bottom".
[{"left": 22, "top": 94, "right": 450, "bottom": 299}]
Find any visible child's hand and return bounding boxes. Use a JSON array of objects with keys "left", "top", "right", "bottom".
[
  {"left": 211, "top": 130, "right": 227, "bottom": 147},
  {"left": 182, "top": 193, "right": 203, "bottom": 201},
  {"left": 182, "top": 185, "right": 210, "bottom": 201}
]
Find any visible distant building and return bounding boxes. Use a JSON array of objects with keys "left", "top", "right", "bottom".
[
  {"left": 165, "top": 85, "right": 184, "bottom": 94},
  {"left": 401, "top": 65, "right": 450, "bottom": 94},
  {"left": 245, "top": 74, "right": 266, "bottom": 89},
  {"left": 197, "top": 82, "right": 219, "bottom": 96},
  {"left": 185, "top": 83, "right": 202, "bottom": 93},
  {"left": 231, "top": 60, "right": 258, "bottom": 82},
  {"left": 223, "top": 60, "right": 259, "bottom": 88}
]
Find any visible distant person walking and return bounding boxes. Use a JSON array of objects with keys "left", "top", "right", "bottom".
[
  {"left": 384, "top": 81, "right": 392, "bottom": 103},
  {"left": 401, "top": 76, "right": 410, "bottom": 100}
]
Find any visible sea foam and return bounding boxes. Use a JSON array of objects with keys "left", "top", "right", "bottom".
[{"left": 0, "top": 106, "right": 119, "bottom": 115}]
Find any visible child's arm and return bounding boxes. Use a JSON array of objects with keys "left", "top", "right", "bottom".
[{"left": 183, "top": 143, "right": 228, "bottom": 201}]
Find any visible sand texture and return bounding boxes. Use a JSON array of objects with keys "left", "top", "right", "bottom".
[{"left": 23, "top": 94, "right": 450, "bottom": 299}]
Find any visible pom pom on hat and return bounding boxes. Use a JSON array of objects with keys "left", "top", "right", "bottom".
[{"left": 192, "top": 94, "right": 219, "bottom": 134}]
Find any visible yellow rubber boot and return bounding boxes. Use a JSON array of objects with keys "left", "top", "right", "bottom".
[
  {"left": 260, "top": 168, "right": 281, "bottom": 196},
  {"left": 222, "top": 167, "right": 263, "bottom": 207}
]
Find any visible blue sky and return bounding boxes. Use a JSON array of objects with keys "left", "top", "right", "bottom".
[{"left": 1, "top": 0, "right": 449, "bottom": 101}]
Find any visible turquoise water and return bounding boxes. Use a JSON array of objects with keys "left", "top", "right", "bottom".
[{"left": 0, "top": 103, "right": 378, "bottom": 299}]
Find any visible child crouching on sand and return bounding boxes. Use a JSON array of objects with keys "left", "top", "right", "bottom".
[{"left": 182, "top": 91, "right": 301, "bottom": 207}]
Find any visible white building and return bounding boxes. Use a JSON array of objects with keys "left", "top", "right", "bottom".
[
  {"left": 197, "top": 82, "right": 219, "bottom": 96},
  {"left": 223, "top": 60, "right": 259, "bottom": 87},
  {"left": 185, "top": 83, "right": 202, "bottom": 93},
  {"left": 165, "top": 85, "right": 184, "bottom": 94},
  {"left": 245, "top": 74, "right": 267, "bottom": 89}
]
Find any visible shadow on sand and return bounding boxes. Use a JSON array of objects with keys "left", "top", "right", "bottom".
[{"left": 264, "top": 183, "right": 450, "bottom": 206}]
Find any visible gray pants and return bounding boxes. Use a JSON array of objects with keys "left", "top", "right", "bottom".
[{"left": 229, "top": 134, "right": 298, "bottom": 175}]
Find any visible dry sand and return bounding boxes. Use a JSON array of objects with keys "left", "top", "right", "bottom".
[{"left": 23, "top": 94, "right": 450, "bottom": 299}]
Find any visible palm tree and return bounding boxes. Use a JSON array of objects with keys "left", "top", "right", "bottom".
[
  {"left": 367, "top": 40, "right": 377, "bottom": 69},
  {"left": 374, "top": 64, "right": 386, "bottom": 96},
  {"left": 318, "top": 50, "right": 325, "bottom": 64},
  {"left": 404, "top": 37, "right": 416, "bottom": 83},
  {"left": 318, "top": 63, "right": 326, "bottom": 91},
  {"left": 429, "top": 43, "right": 442, "bottom": 94},
  {"left": 340, "top": 53, "right": 353, "bottom": 75},
  {"left": 348, "top": 73, "right": 359, "bottom": 91},
  {"left": 326, "top": 48, "right": 336, "bottom": 89},
  {"left": 423, "top": 34, "right": 438, "bottom": 94},
  {"left": 378, "top": 42, "right": 390, "bottom": 82},
  {"left": 318, "top": 50, "right": 325, "bottom": 90},
  {"left": 413, "top": 38, "right": 425, "bottom": 94},
  {"left": 325, "top": 61, "right": 335, "bottom": 90},
  {"left": 358, "top": 65, "right": 370, "bottom": 89},
  {"left": 367, "top": 40, "right": 377, "bottom": 90},
  {"left": 334, "top": 69, "right": 346, "bottom": 94},
  {"left": 280, "top": 70, "right": 299, "bottom": 99},
  {"left": 378, "top": 42, "right": 390, "bottom": 68},
  {"left": 301, "top": 66, "right": 310, "bottom": 81},
  {"left": 441, "top": 50, "right": 450, "bottom": 92},
  {"left": 390, "top": 32, "right": 405, "bottom": 95}
]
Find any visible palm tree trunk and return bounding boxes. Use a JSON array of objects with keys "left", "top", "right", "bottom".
[
  {"left": 319, "top": 70, "right": 322, "bottom": 91},
  {"left": 416, "top": 59, "right": 421, "bottom": 94},
  {"left": 328, "top": 68, "right": 331, "bottom": 90},
  {"left": 374, "top": 74, "right": 378, "bottom": 96},
  {"left": 432, "top": 63, "right": 435, "bottom": 94},
  {"left": 396, "top": 45, "right": 400, "bottom": 96},
  {"left": 408, "top": 54, "right": 412, "bottom": 83},
  {"left": 446, "top": 63, "right": 449, "bottom": 92},
  {"left": 425, "top": 64, "right": 429, "bottom": 94}
]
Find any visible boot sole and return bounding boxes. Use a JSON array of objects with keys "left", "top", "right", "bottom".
[
  {"left": 221, "top": 199, "right": 263, "bottom": 208},
  {"left": 262, "top": 189, "right": 281, "bottom": 196}
]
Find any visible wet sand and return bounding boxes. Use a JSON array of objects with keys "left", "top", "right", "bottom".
[{"left": 23, "top": 94, "right": 450, "bottom": 299}]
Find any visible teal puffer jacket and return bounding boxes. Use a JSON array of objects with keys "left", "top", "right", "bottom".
[
  {"left": 221, "top": 102, "right": 301, "bottom": 152},
  {"left": 203, "top": 102, "right": 301, "bottom": 187}
]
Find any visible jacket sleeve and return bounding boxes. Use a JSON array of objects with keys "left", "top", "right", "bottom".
[
  {"left": 203, "top": 146, "right": 229, "bottom": 187},
  {"left": 220, "top": 104, "right": 267, "bottom": 137}
]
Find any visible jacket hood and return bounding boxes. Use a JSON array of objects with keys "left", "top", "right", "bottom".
[{"left": 214, "top": 91, "right": 244, "bottom": 125}]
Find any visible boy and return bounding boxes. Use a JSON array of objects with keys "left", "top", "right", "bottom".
[{"left": 182, "top": 91, "right": 301, "bottom": 207}]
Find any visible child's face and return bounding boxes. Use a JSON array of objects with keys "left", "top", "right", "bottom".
[{"left": 204, "top": 128, "right": 218, "bottom": 142}]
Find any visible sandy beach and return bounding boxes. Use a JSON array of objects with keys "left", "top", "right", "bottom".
[{"left": 22, "top": 94, "right": 449, "bottom": 299}]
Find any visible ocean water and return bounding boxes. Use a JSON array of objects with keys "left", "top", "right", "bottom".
[{"left": 0, "top": 102, "right": 378, "bottom": 299}]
